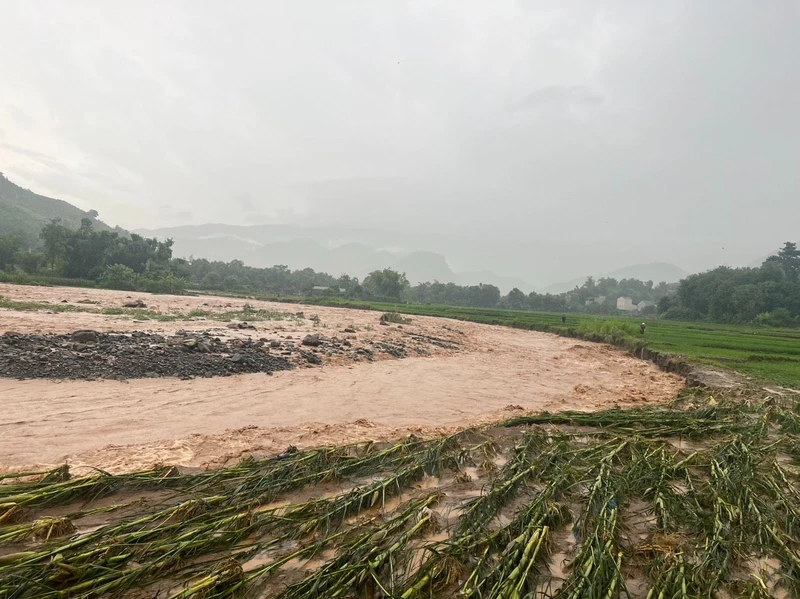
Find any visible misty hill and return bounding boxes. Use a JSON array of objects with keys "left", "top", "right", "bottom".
[
  {"left": 606, "top": 263, "right": 688, "bottom": 282},
  {"left": 0, "top": 173, "right": 116, "bottom": 245},
  {"left": 543, "top": 262, "right": 688, "bottom": 294},
  {"left": 392, "top": 251, "right": 457, "bottom": 285},
  {"left": 135, "top": 223, "right": 528, "bottom": 289},
  {"left": 456, "top": 270, "right": 529, "bottom": 292}
]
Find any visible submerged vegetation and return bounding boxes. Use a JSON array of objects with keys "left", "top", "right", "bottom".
[{"left": 3, "top": 394, "right": 800, "bottom": 597}]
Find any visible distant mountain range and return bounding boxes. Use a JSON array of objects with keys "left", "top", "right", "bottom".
[
  {"left": 0, "top": 173, "right": 116, "bottom": 245},
  {"left": 135, "top": 223, "right": 531, "bottom": 291},
  {"left": 542, "top": 262, "right": 689, "bottom": 294},
  {"left": 0, "top": 173, "right": 700, "bottom": 293},
  {"left": 136, "top": 225, "right": 693, "bottom": 294}
]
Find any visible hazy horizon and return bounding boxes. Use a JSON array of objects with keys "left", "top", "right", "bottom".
[{"left": 2, "top": 1, "right": 797, "bottom": 284}]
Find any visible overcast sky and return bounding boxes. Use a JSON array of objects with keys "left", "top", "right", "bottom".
[{"left": 1, "top": 1, "right": 798, "bottom": 279}]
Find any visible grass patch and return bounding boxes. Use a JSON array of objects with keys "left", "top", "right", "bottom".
[{"left": 0, "top": 296, "right": 84, "bottom": 314}]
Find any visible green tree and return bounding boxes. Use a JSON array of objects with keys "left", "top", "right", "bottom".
[
  {"left": 775, "top": 241, "right": 799, "bottom": 281},
  {"left": 472, "top": 284, "right": 501, "bottom": 308},
  {"left": 17, "top": 251, "right": 44, "bottom": 274},
  {"left": 657, "top": 295, "right": 673, "bottom": 314},
  {"left": 202, "top": 272, "right": 223, "bottom": 289},
  {"left": 731, "top": 284, "right": 764, "bottom": 323},
  {"left": 363, "top": 268, "right": 409, "bottom": 300},
  {"left": 61, "top": 219, "right": 117, "bottom": 279},
  {"left": 40, "top": 219, "right": 70, "bottom": 270},
  {"left": 0, "top": 235, "right": 22, "bottom": 271},
  {"left": 100, "top": 264, "right": 140, "bottom": 291},
  {"left": 504, "top": 287, "right": 527, "bottom": 310}
]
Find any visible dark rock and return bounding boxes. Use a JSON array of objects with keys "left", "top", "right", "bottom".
[
  {"left": 123, "top": 299, "right": 147, "bottom": 308},
  {"left": 302, "top": 334, "right": 322, "bottom": 347},
  {"left": 355, "top": 347, "right": 375, "bottom": 361},
  {"left": 71, "top": 330, "right": 99, "bottom": 344},
  {"left": 270, "top": 340, "right": 282, "bottom": 349},
  {"left": 343, "top": 327, "right": 357, "bottom": 333},
  {"left": 376, "top": 342, "right": 407, "bottom": 358},
  {"left": 299, "top": 350, "right": 322, "bottom": 365},
  {"left": 0, "top": 331, "right": 292, "bottom": 381}
]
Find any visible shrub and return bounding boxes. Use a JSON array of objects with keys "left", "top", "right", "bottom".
[
  {"left": 17, "top": 252, "right": 45, "bottom": 275},
  {"left": 755, "top": 308, "right": 795, "bottom": 328},
  {"left": 140, "top": 274, "right": 188, "bottom": 294},
  {"left": 100, "top": 264, "right": 139, "bottom": 291}
]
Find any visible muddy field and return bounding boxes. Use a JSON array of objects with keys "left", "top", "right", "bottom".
[{"left": 0, "top": 284, "right": 684, "bottom": 473}]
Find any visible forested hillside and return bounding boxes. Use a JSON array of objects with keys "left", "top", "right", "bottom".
[{"left": 0, "top": 172, "right": 116, "bottom": 246}]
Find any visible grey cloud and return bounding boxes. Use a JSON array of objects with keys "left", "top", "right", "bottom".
[
  {"left": 157, "top": 206, "right": 194, "bottom": 222},
  {"left": 5, "top": 105, "right": 35, "bottom": 129},
  {"left": 509, "top": 85, "right": 605, "bottom": 111},
  {"left": 0, "top": 144, "right": 65, "bottom": 170}
]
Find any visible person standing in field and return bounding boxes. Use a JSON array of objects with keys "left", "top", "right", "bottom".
[
  {"left": 561, "top": 315, "right": 567, "bottom": 325},
  {"left": 640, "top": 322, "right": 646, "bottom": 335}
]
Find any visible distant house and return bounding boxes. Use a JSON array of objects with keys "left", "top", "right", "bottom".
[
  {"left": 616, "top": 296, "right": 635, "bottom": 311},
  {"left": 637, "top": 300, "right": 655, "bottom": 311}
]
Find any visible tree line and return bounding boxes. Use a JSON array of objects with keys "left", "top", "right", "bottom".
[
  {"left": 0, "top": 220, "right": 798, "bottom": 327},
  {"left": 657, "top": 242, "right": 800, "bottom": 327},
  {"left": 0, "top": 218, "right": 183, "bottom": 293}
]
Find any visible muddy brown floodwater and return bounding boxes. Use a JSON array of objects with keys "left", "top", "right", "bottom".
[{"left": 0, "top": 284, "right": 684, "bottom": 474}]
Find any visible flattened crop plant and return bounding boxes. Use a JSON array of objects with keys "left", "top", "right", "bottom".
[{"left": 2, "top": 393, "right": 800, "bottom": 598}]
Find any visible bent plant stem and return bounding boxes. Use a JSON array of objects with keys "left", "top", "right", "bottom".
[
  {"left": 277, "top": 493, "right": 442, "bottom": 599},
  {"left": 553, "top": 440, "right": 629, "bottom": 599}
]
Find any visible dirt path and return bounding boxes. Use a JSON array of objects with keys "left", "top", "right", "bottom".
[{"left": 0, "top": 284, "right": 684, "bottom": 473}]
